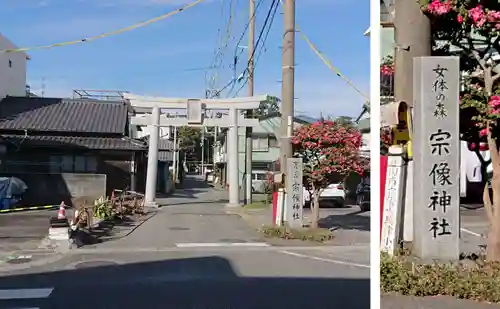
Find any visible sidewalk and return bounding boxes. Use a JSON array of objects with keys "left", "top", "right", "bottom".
[
  {"left": 88, "top": 175, "right": 265, "bottom": 250},
  {"left": 234, "top": 203, "right": 370, "bottom": 246}
]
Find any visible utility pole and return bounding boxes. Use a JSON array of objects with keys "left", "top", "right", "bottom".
[
  {"left": 244, "top": 0, "right": 256, "bottom": 204},
  {"left": 279, "top": 0, "right": 295, "bottom": 174},
  {"left": 392, "top": 0, "right": 431, "bottom": 243},
  {"left": 393, "top": 0, "right": 430, "bottom": 104},
  {"left": 201, "top": 127, "right": 205, "bottom": 176},
  {"left": 173, "top": 126, "right": 178, "bottom": 183}
]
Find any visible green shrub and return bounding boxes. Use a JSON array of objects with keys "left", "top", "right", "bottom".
[
  {"left": 381, "top": 252, "right": 500, "bottom": 302},
  {"left": 260, "top": 225, "right": 333, "bottom": 242}
]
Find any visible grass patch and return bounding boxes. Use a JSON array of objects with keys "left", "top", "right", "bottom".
[
  {"left": 259, "top": 225, "right": 334, "bottom": 242},
  {"left": 244, "top": 201, "right": 270, "bottom": 210},
  {"left": 381, "top": 251, "right": 500, "bottom": 303}
]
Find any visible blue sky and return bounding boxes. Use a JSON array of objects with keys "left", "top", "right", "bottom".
[{"left": 0, "top": 0, "right": 369, "bottom": 118}]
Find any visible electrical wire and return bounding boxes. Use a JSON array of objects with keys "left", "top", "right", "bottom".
[
  {"left": 0, "top": 0, "right": 206, "bottom": 53},
  {"left": 231, "top": 0, "right": 278, "bottom": 97},
  {"left": 210, "top": 0, "right": 266, "bottom": 98},
  {"left": 297, "top": 26, "right": 370, "bottom": 102},
  {"left": 275, "top": 0, "right": 369, "bottom": 103},
  {"left": 205, "top": 0, "right": 236, "bottom": 90},
  {"left": 225, "top": 0, "right": 266, "bottom": 96}
]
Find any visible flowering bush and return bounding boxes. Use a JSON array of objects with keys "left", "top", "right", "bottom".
[
  {"left": 420, "top": 0, "right": 500, "bottom": 260},
  {"left": 381, "top": 56, "right": 395, "bottom": 97},
  {"left": 292, "top": 120, "right": 366, "bottom": 228},
  {"left": 380, "top": 126, "right": 394, "bottom": 155},
  {"left": 380, "top": 56, "right": 395, "bottom": 76}
]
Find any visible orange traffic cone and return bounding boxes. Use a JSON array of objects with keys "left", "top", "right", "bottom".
[{"left": 57, "top": 202, "right": 66, "bottom": 220}]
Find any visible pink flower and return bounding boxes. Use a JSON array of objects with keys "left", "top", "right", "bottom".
[
  {"left": 480, "top": 128, "right": 488, "bottom": 137},
  {"left": 479, "top": 143, "right": 489, "bottom": 151},
  {"left": 488, "top": 95, "right": 500, "bottom": 109},
  {"left": 426, "top": 0, "right": 452, "bottom": 15},
  {"left": 469, "top": 5, "right": 486, "bottom": 27},
  {"left": 457, "top": 14, "right": 463, "bottom": 23},
  {"left": 380, "top": 65, "right": 394, "bottom": 76},
  {"left": 487, "top": 10, "right": 500, "bottom": 22},
  {"left": 487, "top": 10, "right": 500, "bottom": 29}
]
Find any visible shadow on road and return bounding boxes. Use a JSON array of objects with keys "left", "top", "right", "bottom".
[
  {"left": 318, "top": 209, "right": 370, "bottom": 232},
  {"left": 0, "top": 256, "right": 369, "bottom": 308},
  {"left": 164, "top": 176, "right": 213, "bottom": 199}
]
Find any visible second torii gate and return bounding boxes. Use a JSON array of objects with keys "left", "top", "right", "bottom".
[{"left": 126, "top": 93, "right": 269, "bottom": 207}]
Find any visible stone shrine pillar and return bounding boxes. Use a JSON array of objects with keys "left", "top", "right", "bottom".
[{"left": 412, "top": 56, "right": 460, "bottom": 260}]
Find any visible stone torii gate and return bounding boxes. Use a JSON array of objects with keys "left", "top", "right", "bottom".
[{"left": 126, "top": 93, "right": 269, "bottom": 207}]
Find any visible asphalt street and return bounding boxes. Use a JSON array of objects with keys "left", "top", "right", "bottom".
[
  {"left": 0, "top": 247, "right": 369, "bottom": 309},
  {"left": 460, "top": 206, "right": 488, "bottom": 253},
  {"left": 0, "top": 175, "right": 370, "bottom": 309}
]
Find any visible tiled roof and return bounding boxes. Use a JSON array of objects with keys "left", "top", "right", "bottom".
[
  {"left": 141, "top": 135, "right": 175, "bottom": 151},
  {"left": 141, "top": 136, "right": 174, "bottom": 162},
  {"left": 1, "top": 135, "right": 146, "bottom": 150},
  {"left": 0, "top": 97, "right": 128, "bottom": 134}
]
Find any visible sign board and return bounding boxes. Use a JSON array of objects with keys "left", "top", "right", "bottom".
[
  {"left": 381, "top": 153, "right": 406, "bottom": 255},
  {"left": 186, "top": 99, "right": 202, "bottom": 124},
  {"left": 285, "top": 158, "right": 303, "bottom": 229},
  {"left": 412, "top": 56, "right": 460, "bottom": 260}
]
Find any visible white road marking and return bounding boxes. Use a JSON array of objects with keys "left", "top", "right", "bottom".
[
  {"left": 175, "top": 242, "right": 270, "bottom": 248},
  {"left": 68, "top": 244, "right": 367, "bottom": 254},
  {"left": 461, "top": 228, "right": 484, "bottom": 237},
  {"left": 279, "top": 250, "right": 370, "bottom": 269},
  {"left": 0, "top": 288, "right": 53, "bottom": 300}
]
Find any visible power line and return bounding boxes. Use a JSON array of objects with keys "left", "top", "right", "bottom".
[
  {"left": 225, "top": 0, "right": 266, "bottom": 96},
  {"left": 205, "top": 0, "right": 236, "bottom": 89},
  {"left": 232, "top": 0, "right": 279, "bottom": 97},
  {"left": 297, "top": 26, "right": 369, "bottom": 102},
  {"left": 0, "top": 0, "right": 207, "bottom": 53},
  {"left": 209, "top": 0, "right": 266, "bottom": 98}
]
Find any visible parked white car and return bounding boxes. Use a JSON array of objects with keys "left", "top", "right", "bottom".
[{"left": 304, "top": 182, "right": 346, "bottom": 207}]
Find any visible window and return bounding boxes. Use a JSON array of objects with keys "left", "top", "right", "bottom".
[
  {"left": 256, "top": 173, "right": 267, "bottom": 180},
  {"left": 252, "top": 137, "right": 269, "bottom": 152},
  {"left": 269, "top": 136, "right": 278, "bottom": 147},
  {"left": 49, "top": 155, "right": 97, "bottom": 173}
]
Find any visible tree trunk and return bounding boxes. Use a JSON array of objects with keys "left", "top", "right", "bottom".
[
  {"left": 486, "top": 131, "right": 500, "bottom": 261},
  {"left": 310, "top": 192, "right": 321, "bottom": 229}
]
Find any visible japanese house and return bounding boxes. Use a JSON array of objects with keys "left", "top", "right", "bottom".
[{"left": 0, "top": 96, "right": 148, "bottom": 206}]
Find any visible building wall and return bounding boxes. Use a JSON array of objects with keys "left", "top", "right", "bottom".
[
  {"left": 0, "top": 147, "right": 139, "bottom": 201},
  {"left": 215, "top": 116, "right": 312, "bottom": 186},
  {"left": 0, "top": 34, "right": 27, "bottom": 100},
  {"left": 381, "top": 27, "right": 395, "bottom": 59}
]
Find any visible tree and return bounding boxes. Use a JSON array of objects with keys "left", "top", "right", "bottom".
[
  {"left": 177, "top": 126, "right": 201, "bottom": 150},
  {"left": 291, "top": 120, "right": 366, "bottom": 228},
  {"left": 420, "top": 0, "right": 500, "bottom": 260},
  {"left": 254, "top": 96, "right": 280, "bottom": 117},
  {"left": 334, "top": 116, "right": 355, "bottom": 128}
]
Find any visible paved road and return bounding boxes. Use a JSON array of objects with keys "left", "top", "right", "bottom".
[
  {"left": 460, "top": 206, "right": 487, "bottom": 253},
  {"left": 0, "top": 175, "right": 370, "bottom": 309},
  {"left": 0, "top": 247, "right": 369, "bottom": 308}
]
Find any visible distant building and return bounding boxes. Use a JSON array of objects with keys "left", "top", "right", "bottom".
[{"left": 0, "top": 33, "right": 28, "bottom": 100}]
